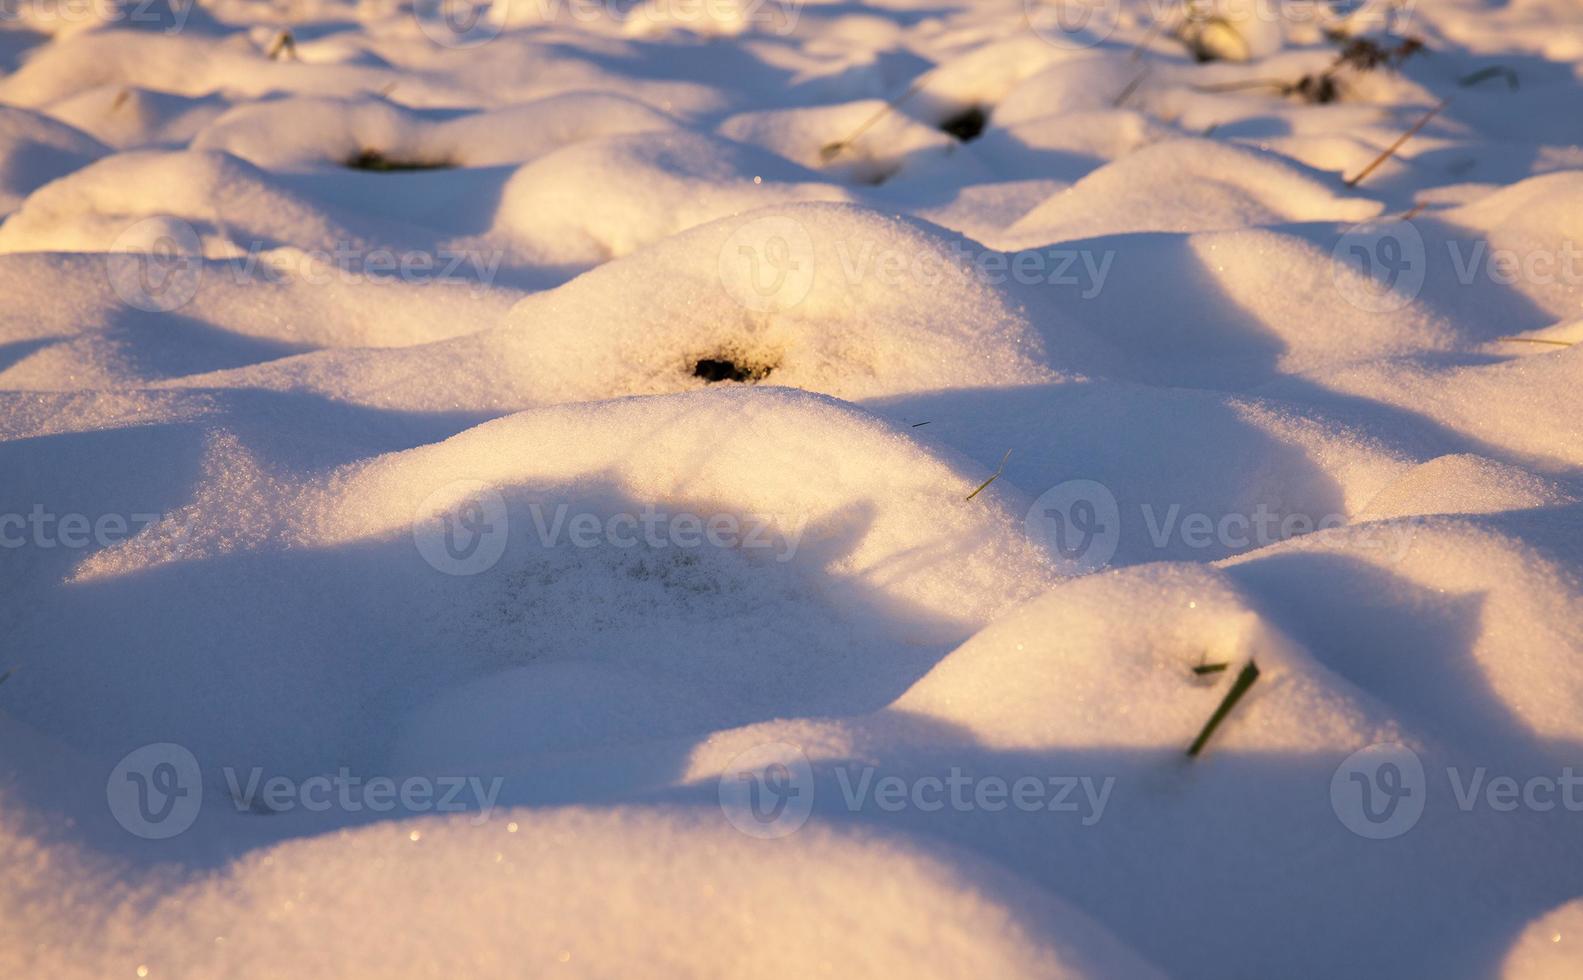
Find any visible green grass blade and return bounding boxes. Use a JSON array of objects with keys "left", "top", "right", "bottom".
[{"left": 1187, "top": 660, "right": 1260, "bottom": 758}]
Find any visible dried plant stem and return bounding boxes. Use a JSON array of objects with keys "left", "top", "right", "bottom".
[
  {"left": 1496, "top": 337, "right": 1575, "bottom": 347},
  {"left": 965, "top": 449, "right": 1012, "bottom": 502},
  {"left": 822, "top": 75, "right": 931, "bottom": 162},
  {"left": 1113, "top": 66, "right": 1153, "bottom": 107},
  {"left": 1345, "top": 98, "right": 1449, "bottom": 187},
  {"left": 1191, "top": 77, "right": 1290, "bottom": 94}
]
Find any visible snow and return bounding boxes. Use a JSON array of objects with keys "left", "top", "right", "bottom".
[
  {"left": 190, "top": 92, "right": 681, "bottom": 169},
  {"left": 1, "top": 0, "right": 1582, "bottom": 976},
  {"left": 1, "top": 806, "right": 1163, "bottom": 978},
  {"left": 1004, "top": 137, "right": 1384, "bottom": 241},
  {"left": 1505, "top": 901, "right": 1583, "bottom": 978}
]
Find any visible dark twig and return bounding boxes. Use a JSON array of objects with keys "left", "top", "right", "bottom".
[
  {"left": 1187, "top": 660, "right": 1260, "bottom": 757},
  {"left": 1345, "top": 98, "right": 1448, "bottom": 187}
]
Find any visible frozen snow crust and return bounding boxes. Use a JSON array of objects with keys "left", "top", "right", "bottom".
[{"left": 2, "top": 0, "right": 1582, "bottom": 976}]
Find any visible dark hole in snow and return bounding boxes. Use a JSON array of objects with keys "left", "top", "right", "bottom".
[
  {"left": 1293, "top": 73, "right": 1339, "bottom": 103},
  {"left": 693, "top": 357, "right": 772, "bottom": 383},
  {"left": 345, "top": 149, "right": 454, "bottom": 172},
  {"left": 939, "top": 106, "right": 988, "bottom": 142}
]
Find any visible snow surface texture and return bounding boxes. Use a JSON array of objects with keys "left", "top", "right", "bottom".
[{"left": 0, "top": 0, "right": 1580, "bottom": 977}]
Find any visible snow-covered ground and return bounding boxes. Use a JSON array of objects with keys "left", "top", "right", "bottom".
[{"left": 0, "top": 0, "right": 1580, "bottom": 975}]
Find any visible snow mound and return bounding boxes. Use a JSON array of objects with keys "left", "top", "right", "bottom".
[
  {"left": 1359, "top": 454, "right": 1577, "bottom": 520},
  {"left": 894, "top": 562, "right": 1392, "bottom": 753},
  {"left": 974, "top": 110, "right": 1170, "bottom": 184},
  {"left": 900, "top": 501, "right": 1583, "bottom": 758},
  {"left": 0, "top": 806, "right": 1162, "bottom": 978},
  {"left": 1008, "top": 138, "right": 1383, "bottom": 242},
  {"left": 494, "top": 202, "right": 1089, "bottom": 401},
  {"left": 1225, "top": 515, "right": 1583, "bottom": 749},
  {"left": 171, "top": 202, "right": 1113, "bottom": 408},
  {"left": 864, "top": 377, "right": 1414, "bottom": 560},
  {"left": 0, "top": 31, "right": 252, "bottom": 107},
  {"left": 316, "top": 386, "right": 1059, "bottom": 633},
  {"left": 899, "top": 34, "right": 1065, "bottom": 120},
  {"left": 0, "top": 0, "right": 216, "bottom": 39},
  {"left": 1504, "top": 900, "right": 1583, "bottom": 978},
  {"left": 622, "top": 0, "right": 770, "bottom": 37},
  {"left": 490, "top": 131, "right": 850, "bottom": 264},
  {"left": 1440, "top": 171, "right": 1583, "bottom": 321},
  {"left": 1174, "top": 0, "right": 1286, "bottom": 62},
  {"left": 392, "top": 661, "right": 720, "bottom": 767},
  {"left": 1290, "top": 345, "right": 1583, "bottom": 471},
  {"left": 7, "top": 388, "right": 1053, "bottom": 778},
  {"left": 0, "top": 150, "right": 407, "bottom": 257},
  {"left": 41, "top": 85, "right": 228, "bottom": 151},
  {"left": 0, "top": 250, "right": 520, "bottom": 389},
  {"left": 0, "top": 105, "right": 107, "bottom": 215},
  {"left": 993, "top": 55, "right": 1164, "bottom": 126},
  {"left": 191, "top": 92, "right": 677, "bottom": 170},
  {"left": 719, "top": 100, "right": 955, "bottom": 185},
  {"left": 1052, "top": 225, "right": 1461, "bottom": 385},
  {"left": 4, "top": 0, "right": 1583, "bottom": 974}
]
